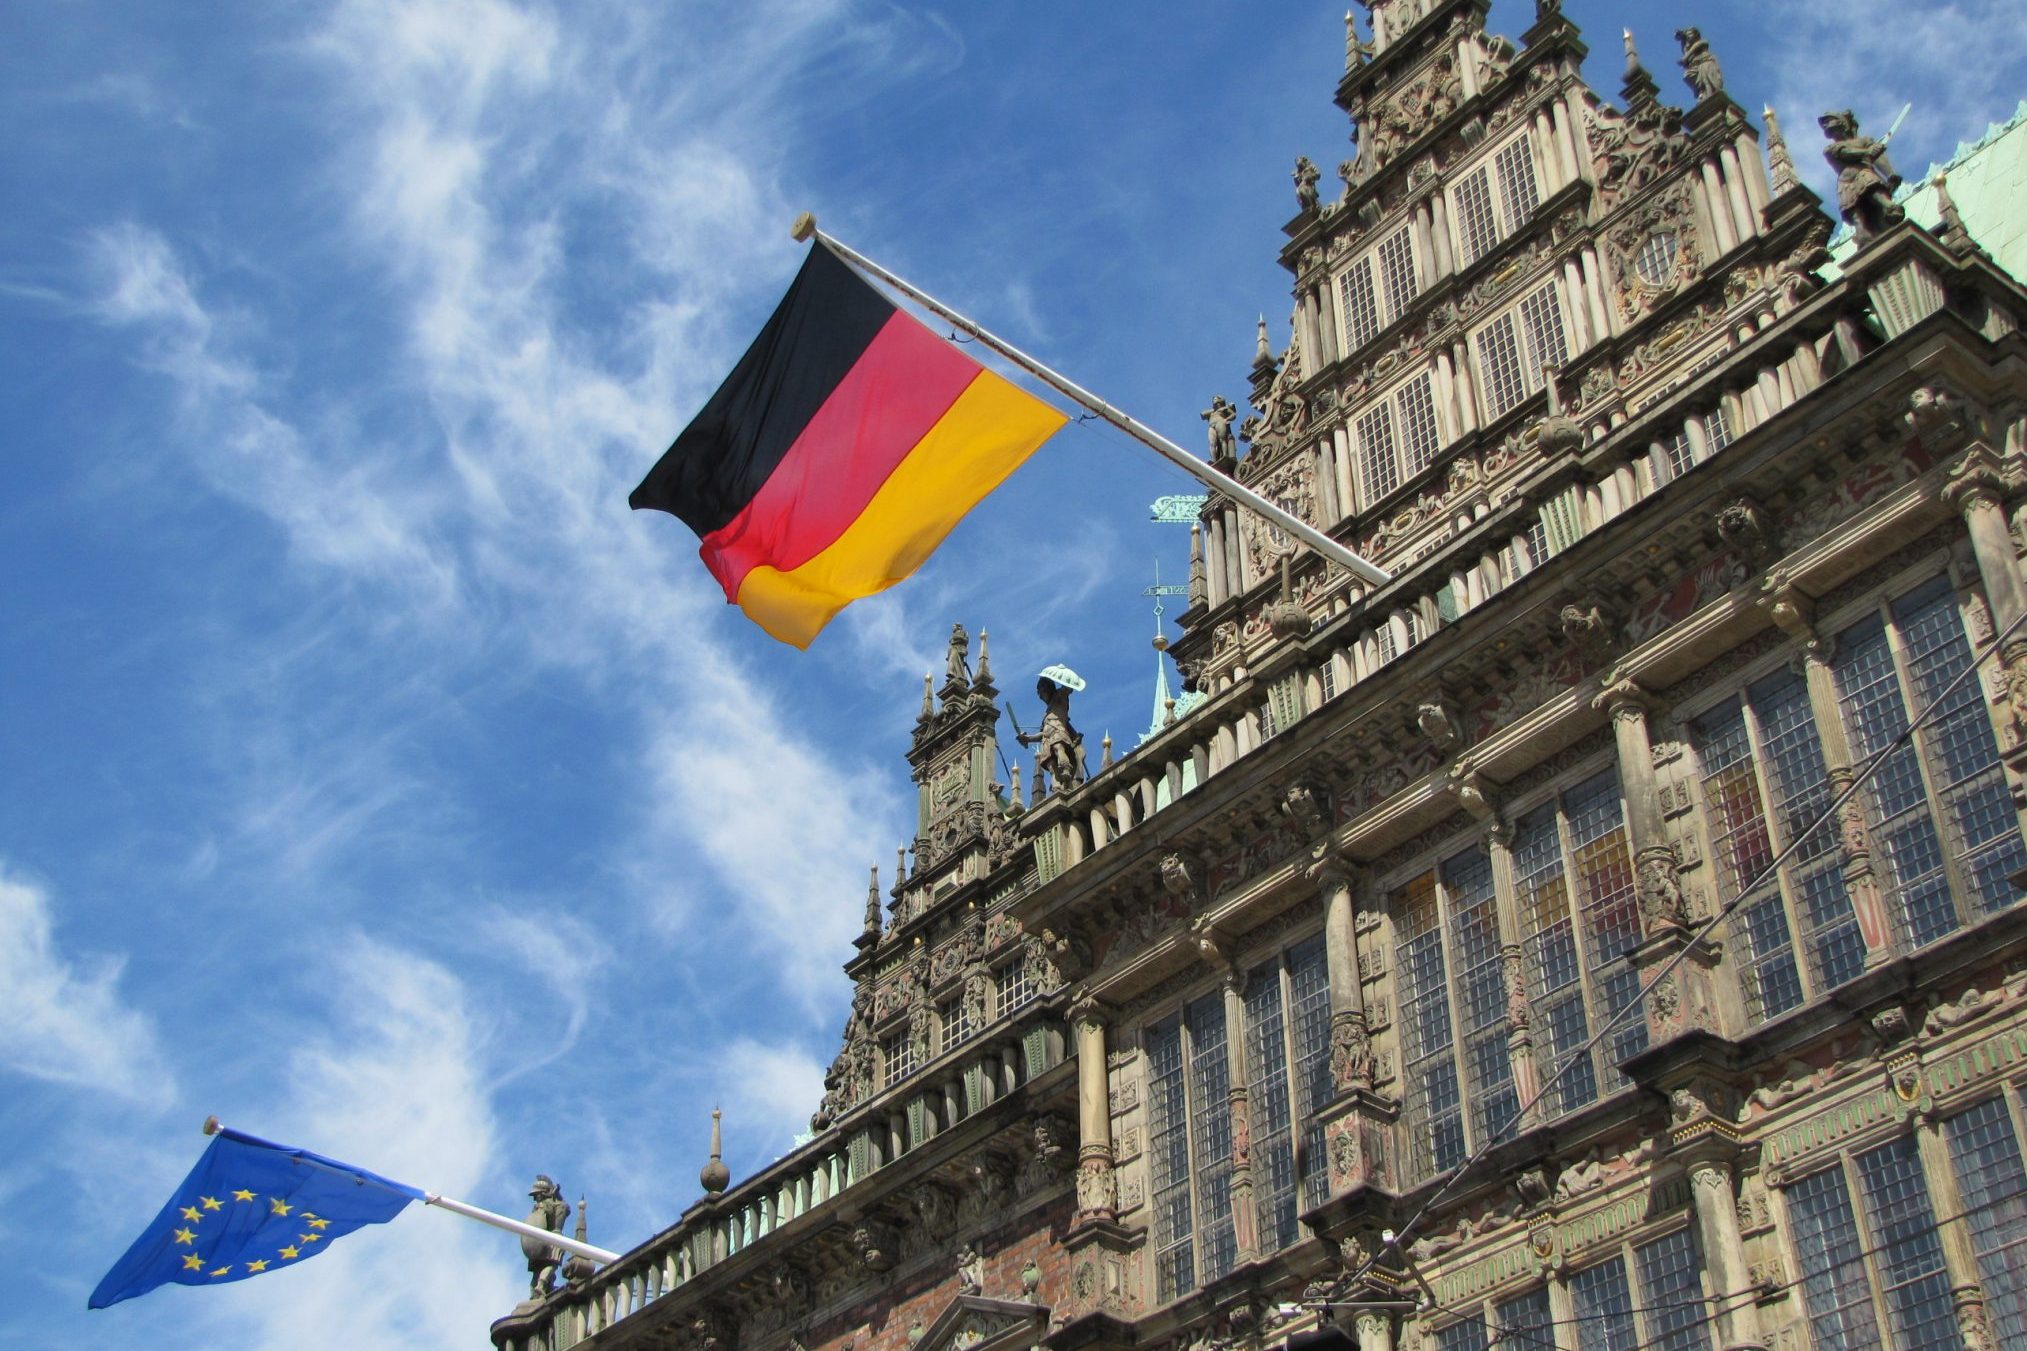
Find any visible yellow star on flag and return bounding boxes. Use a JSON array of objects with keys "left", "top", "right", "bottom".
[
  {"left": 305, "top": 1216, "right": 330, "bottom": 1230},
  {"left": 172, "top": 1228, "right": 197, "bottom": 1245},
  {"left": 179, "top": 1205, "right": 202, "bottom": 1222},
  {"left": 246, "top": 1259, "right": 270, "bottom": 1273},
  {"left": 268, "top": 1197, "right": 292, "bottom": 1217},
  {"left": 208, "top": 1266, "right": 231, "bottom": 1278},
  {"left": 200, "top": 1196, "right": 223, "bottom": 1212},
  {"left": 181, "top": 1255, "right": 205, "bottom": 1271},
  {"left": 279, "top": 1246, "right": 300, "bottom": 1260},
  {"left": 232, "top": 1189, "right": 257, "bottom": 1202},
  {"left": 299, "top": 1232, "right": 322, "bottom": 1244}
]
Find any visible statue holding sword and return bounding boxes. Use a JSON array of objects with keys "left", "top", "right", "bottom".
[{"left": 1820, "top": 104, "right": 1910, "bottom": 245}]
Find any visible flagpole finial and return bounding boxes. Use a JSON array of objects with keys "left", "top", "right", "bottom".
[
  {"left": 202, "top": 1115, "right": 220, "bottom": 1136},
  {"left": 790, "top": 212, "right": 817, "bottom": 243}
]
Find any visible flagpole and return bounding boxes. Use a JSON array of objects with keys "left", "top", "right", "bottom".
[
  {"left": 793, "top": 215, "right": 1393, "bottom": 588},
  {"left": 202, "top": 1117, "right": 621, "bottom": 1266}
]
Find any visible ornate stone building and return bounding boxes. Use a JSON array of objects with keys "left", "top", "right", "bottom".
[{"left": 492, "top": 4, "right": 2027, "bottom": 1350}]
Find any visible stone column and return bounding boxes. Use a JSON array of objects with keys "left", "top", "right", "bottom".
[
  {"left": 1220, "top": 964, "right": 1261, "bottom": 1261},
  {"left": 1309, "top": 853, "right": 1397, "bottom": 1197},
  {"left": 1685, "top": 1157, "right": 1767, "bottom": 1351},
  {"left": 1761, "top": 587, "right": 1897, "bottom": 961},
  {"left": 1486, "top": 820, "right": 1543, "bottom": 1126},
  {"left": 1596, "top": 678, "right": 1715, "bottom": 1044},
  {"left": 1943, "top": 448, "right": 2027, "bottom": 764},
  {"left": 1353, "top": 1309, "right": 1395, "bottom": 1351},
  {"left": 1071, "top": 997, "right": 1117, "bottom": 1224},
  {"left": 1913, "top": 1106, "right": 1997, "bottom": 1350}
]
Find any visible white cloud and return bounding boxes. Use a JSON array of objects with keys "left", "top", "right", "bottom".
[
  {"left": 718, "top": 1035, "right": 827, "bottom": 1160},
  {"left": 0, "top": 865, "right": 173, "bottom": 1104},
  {"left": 1764, "top": 0, "right": 2027, "bottom": 198},
  {"left": 195, "top": 937, "right": 520, "bottom": 1351}
]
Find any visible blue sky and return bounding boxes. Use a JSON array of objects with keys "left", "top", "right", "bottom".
[{"left": 4, "top": 1, "right": 2024, "bottom": 1345}]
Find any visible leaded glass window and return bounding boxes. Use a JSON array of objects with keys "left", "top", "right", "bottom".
[
  {"left": 1694, "top": 668, "right": 1852, "bottom": 1021},
  {"left": 939, "top": 995, "right": 973, "bottom": 1052},
  {"left": 1147, "top": 993, "right": 1235, "bottom": 1301},
  {"left": 1662, "top": 428, "right": 1695, "bottom": 479},
  {"left": 1789, "top": 1135, "right": 1955, "bottom": 1350},
  {"left": 1495, "top": 135, "right": 1541, "bottom": 235},
  {"left": 1514, "top": 768, "right": 1643, "bottom": 1117},
  {"left": 1452, "top": 135, "right": 1539, "bottom": 269},
  {"left": 1475, "top": 282, "right": 1567, "bottom": 421},
  {"left": 1636, "top": 1227, "right": 1712, "bottom": 1351},
  {"left": 1704, "top": 404, "right": 1733, "bottom": 452},
  {"left": 1379, "top": 224, "right": 1418, "bottom": 318},
  {"left": 882, "top": 1031, "right": 917, "bottom": 1087},
  {"left": 996, "top": 958, "right": 1035, "bottom": 1018},
  {"left": 1243, "top": 936, "right": 1332, "bottom": 1251},
  {"left": 1945, "top": 1096, "right": 2027, "bottom": 1347},
  {"left": 1569, "top": 1255, "right": 1637, "bottom": 1349},
  {"left": 1339, "top": 256, "right": 1381, "bottom": 354},
  {"left": 1357, "top": 402, "right": 1400, "bottom": 505},
  {"left": 1455, "top": 166, "right": 1499, "bottom": 268},
  {"left": 1833, "top": 576, "right": 2025, "bottom": 950},
  {"left": 1398, "top": 372, "right": 1442, "bottom": 476}
]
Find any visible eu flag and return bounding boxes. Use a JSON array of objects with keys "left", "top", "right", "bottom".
[{"left": 90, "top": 1125, "right": 424, "bottom": 1309}]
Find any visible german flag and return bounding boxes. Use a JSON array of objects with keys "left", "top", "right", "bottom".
[{"left": 630, "top": 244, "right": 1067, "bottom": 647}]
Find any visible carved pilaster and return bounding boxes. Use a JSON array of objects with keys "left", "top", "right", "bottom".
[
  {"left": 1913, "top": 1107, "right": 1997, "bottom": 1350},
  {"left": 1071, "top": 997, "right": 1116, "bottom": 1226}
]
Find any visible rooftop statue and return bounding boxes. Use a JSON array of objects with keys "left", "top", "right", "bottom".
[
  {"left": 1675, "top": 28, "right": 1723, "bottom": 101},
  {"left": 946, "top": 622, "right": 969, "bottom": 685},
  {"left": 521, "top": 1175, "right": 571, "bottom": 1299},
  {"left": 1018, "top": 673, "right": 1086, "bottom": 793},
  {"left": 1202, "top": 395, "right": 1239, "bottom": 468},
  {"left": 1292, "top": 156, "right": 1322, "bottom": 215},
  {"left": 1819, "top": 109, "right": 1905, "bottom": 245}
]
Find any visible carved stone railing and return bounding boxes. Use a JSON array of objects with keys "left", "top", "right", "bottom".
[{"left": 490, "top": 1003, "right": 1068, "bottom": 1351}]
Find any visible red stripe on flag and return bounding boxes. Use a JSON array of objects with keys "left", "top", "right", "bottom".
[{"left": 697, "top": 311, "right": 982, "bottom": 600}]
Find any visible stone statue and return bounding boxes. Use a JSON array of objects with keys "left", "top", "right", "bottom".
[
  {"left": 1535, "top": 0, "right": 1561, "bottom": 19},
  {"left": 1819, "top": 109, "right": 1905, "bottom": 245},
  {"left": 1292, "top": 155, "right": 1322, "bottom": 214},
  {"left": 946, "top": 623, "right": 969, "bottom": 685},
  {"left": 1201, "top": 395, "right": 1239, "bottom": 466},
  {"left": 1675, "top": 28, "right": 1723, "bottom": 101},
  {"left": 1017, "top": 675, "right": 1085, "bottom": 791},
  {"left": 521, "top": 1175, "right": 571, "bottom": 1299},
  {"left": 956, "top": 1242, "right": 985, "bottom": 1295}
]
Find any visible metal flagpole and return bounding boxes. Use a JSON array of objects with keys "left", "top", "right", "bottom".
[
  {"left": 202, "top": 1117, "right": 621, "bottom": 1265},
  {"left": 792, "top": 214, "right": 1394, "bottom": 588}
]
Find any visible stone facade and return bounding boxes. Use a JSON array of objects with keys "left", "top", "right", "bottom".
[{"left": 492, "top": 5, "right": 2027, "bottom": 1351}]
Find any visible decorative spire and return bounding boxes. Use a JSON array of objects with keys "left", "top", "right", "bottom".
[
  {"left": 918, "top": 673, "right": 934, "bottom": 722},
  {"left": 700, "top": 1109, "right": 730, "bottom": 1196},
  {"left": 1254, "top": 315, "right": 1272, "bottom": 368},
  {"left": 1010, "top": 763, "right": 1024, "bottom": 811},
  {"left": 1934, "top": 172, "right": 1980, "bottom": 256},
  {"left": 863, "top": 866, "right": 882, "bottom": 937},
  {"left": 1621, "top": 28, "right": 1658, "bottom": 108},
  {"left": 561, "top": 1197, "right": 596, "bottom": 1283},
  {"left": 1763, "top": 106, "right": 1799, "bottom": 194},
  {"left": 1266, "top": 556, "right": 1313, "bottom": 640},
  {"left": 895, "top": 843, "right": 908, "bottom": 886},
  {"left": 1101, "top": 732, "right": 1114, "bottom": 767},
  {"left": 973, "top": 629, "right": 994, "bottom": 688}
]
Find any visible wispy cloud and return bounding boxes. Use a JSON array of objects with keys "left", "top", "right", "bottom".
[{"left": 0, "top": 864, "right": 173, "bottom": 1104}]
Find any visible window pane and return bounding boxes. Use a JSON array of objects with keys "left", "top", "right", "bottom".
[
  {"left": 1436, "top": 1316, "right": 1489, "bottom": 1351},
  {"left": 1339, "top": 257, "right": 1380, "bottom": 353},
  {"left": 1287, "top": 936, "right": 1334, "bottom": 1209},
  {"left": 1565, "top": 771, "right": 1645, "bottom": 1075},
  {"left": 1662, "top": 429, "right": 1695, "bottom": 478},
  {"left": 1893, "top": 580, "right": 2025, "bottom": 916},
  {"left": 1695, "top": 695, "right": 1796, "bottom": 1020},
  {"left": 1569, "top": 1256, "right": 1637, "bottom": 1350},
  {"left": 1455, "top": 166, "right": 1498, "bottom": 267},
  {"left": 1379, "top": 225, "right": 1418, "bottom": 319},
  {"left": 1496, "top": 135, "right": 1540, "bottom": 235},
  {"left": 1635, "top": 1227, "right": 1711, "bottom": 1351},
  {"left": 1397, "top": 372, "right": 1442, "bottom": 476},
  {"left": 1146, "top": 1017, "right": 1194, "bottom": 1302},
  {"left": 1752, "top": 667, "right": 1863, "bottom": 990},
  {"left": 1186, "top": 992, "right": 1236, "bottom": 1284},
  {"left": 1445, "top": 846, "right": 1515, "bottom": 1148},
  {"left": 1520, "top": 282, "right": 1567, "bottom": 373},
  {"left": 1836, "top": 608, "right": 1957, "bottom": 948},
  {"left": 1787, "top": 1166, "right": 1884, "bottom": 1351},
  {"left": 1496, "top": 1288, "right": 1554, "bottom": 1343},
  {"left": 1244, "top": 958, "right": 1297, "bottom": 1252},
  {"left": 1396, "top": 871, "right": 1464, "bottom": 1178},
  {"left": 1704, "top": 405, "right": 1732, "bottom": 452},
  {"left": 1946, "top": 1097, "right": 2027, "bottom": 1347},
  {"left": 1476, "top": 313, "right": 1527, "bottom": 418},
  {"left": 1854, "top": 1136, "right": 1955, "bottom": 1349},
  {"left": 1358, "top": 402, "right": 1400, "bottom": 505},
  {"left": 1515, "top": 798, "right": 1595, "bottom": 1116}
]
